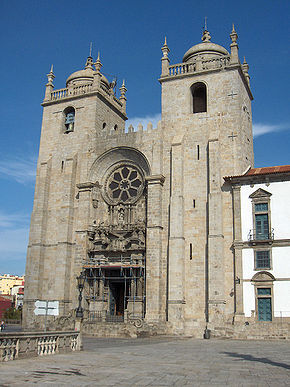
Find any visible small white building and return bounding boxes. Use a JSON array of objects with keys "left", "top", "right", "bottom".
[{"left": 226, "top": 166, "right": 290, "bottom": 324}]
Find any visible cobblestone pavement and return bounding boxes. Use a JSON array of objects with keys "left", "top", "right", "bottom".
[{"left": 0, "top": 337, "right": 289, "bottom": 386}]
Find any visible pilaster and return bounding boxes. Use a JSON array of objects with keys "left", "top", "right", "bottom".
[
  {"left": 167, "top": 137, "right": 185, "bottom": 331},
  {"left": 145, "top": 174, "right": 165, "bottom": 322},
  {"left": 207, "top": 139, "right": 225, "bottom": 322}
]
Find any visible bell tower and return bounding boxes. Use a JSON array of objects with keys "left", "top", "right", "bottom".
[
  {"left": 159, "top": 26, "right": 254, "bottom": 334},
  {"left": 23, "top": 53, "right": 128, "bottom": 329}
]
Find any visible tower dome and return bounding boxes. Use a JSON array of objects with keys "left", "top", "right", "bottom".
[
  {"left": 66, "top": 55, "right": 110, "bottom": 90},
  {"left": 183, "top": 30, "right": 229, "bottom": 63}
]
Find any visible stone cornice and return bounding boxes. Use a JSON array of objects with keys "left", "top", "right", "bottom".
[
  {"left": 77, "top": 182, "right": 95, "bottom": 191},
  {"left": 145, "top": 174, "right": 165, "bottom": 186},
  {"left": 225, "top": 172, "right": 290, "bottom": 185},
  {"left": 233, "top": 238, "right": 290, "bottom": 249}
]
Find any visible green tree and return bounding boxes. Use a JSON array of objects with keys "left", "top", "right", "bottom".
[{"left": 3, "top": 307, "right": 22, "bottom": 320}]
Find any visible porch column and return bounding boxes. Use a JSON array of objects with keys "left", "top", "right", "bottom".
[{"left": 145, "top": 174, "right": 165, "bottom": 322}]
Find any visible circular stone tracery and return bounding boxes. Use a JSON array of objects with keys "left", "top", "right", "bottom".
[{"left": 106, "top": 165, "right": 144, "bottom": 204}]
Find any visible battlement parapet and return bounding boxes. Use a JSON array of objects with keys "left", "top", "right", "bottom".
[{"left": 101, "top": 121, "right": 161, "bottom": 138}]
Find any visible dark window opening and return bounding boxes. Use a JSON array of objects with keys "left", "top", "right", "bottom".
[{"left": 191, "top": 82, "right": 207, "bottom": 113}]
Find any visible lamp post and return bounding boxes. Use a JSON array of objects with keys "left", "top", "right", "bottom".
[{"left": 76, "top": 271, "right": 86, "bottom": 318}]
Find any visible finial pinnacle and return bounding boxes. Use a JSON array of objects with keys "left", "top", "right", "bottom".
[
  {"left": 46, "top": 64, "right": 55, "bottom": 86},
  {"left": 120, "top": 79, "right": 127, "bottom": 102},
  {"left": 204, "top": 16, "right": 207, "bottom": 31},
  {"left": 94, "top": 51, "right": 102, "bottom": 72},
  {"left": 89, "top": 42, "right": 93, "bottom": 57},
  {"left": 202, "top": 29, "right": 211, "bottom": 42},
  {"left": 230, "top": 23, "right": 238, "bottom": 44},
  {"left": 85, "top": 53, "right": 94, "bottom": 70},
  {"left": 161, "top": 36, "right": 170, "bottom": 58}
]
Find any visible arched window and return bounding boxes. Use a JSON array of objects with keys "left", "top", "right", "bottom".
[
  {"left": 191, "top": 82, "right": 207, "bottom": 113},
  {"left": 64, "top": 107, "right": 75, "bottom": 133}
]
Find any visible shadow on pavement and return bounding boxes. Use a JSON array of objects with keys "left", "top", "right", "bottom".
[{"left": 223, "top": 351, "right": 290, "bottom": 370}]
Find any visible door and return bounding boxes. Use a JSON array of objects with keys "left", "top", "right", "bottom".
[
  {"left": 255, "top": 214, "right": 269, "bottom": 239},
  {"left": 109, "top": 282, "right": 125, "bottom": 316},
  {"left": 258, "top": 298, "right": 272, "bottom": 321}
]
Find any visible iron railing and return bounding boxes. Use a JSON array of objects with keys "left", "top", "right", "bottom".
[{"left": 248, "top": 228, "right": 274, "bottom": 242}]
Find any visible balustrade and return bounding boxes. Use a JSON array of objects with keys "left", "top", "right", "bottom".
[
  {"left": 49, "top": 82, "right": 123, "bottom": 111},
  {"left": 71, "top": 84, "right": 92, "bottom": 96},
  {"left": 51, "top": 88, "right": 68, "bottom": 100},
  {"left": 168, "top": 56, "right": 230, "bottom": 77},
  {"left": 0, "top": 331, "right": 80, "bottom": 362}
]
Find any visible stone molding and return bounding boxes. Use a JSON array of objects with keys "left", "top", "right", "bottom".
[
  {"left": 233, "top": 239, "right": 290, "bottom": 249},
  {"left": 145, "top": 174, "right": 165, "bottom": 186},
  {"left": 77, "top": 182, "right": 95, "bottom": 191}
]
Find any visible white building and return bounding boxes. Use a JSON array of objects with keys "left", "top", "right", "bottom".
[{"left": 226, "top": 166, "right": 290, "bottom": 324}]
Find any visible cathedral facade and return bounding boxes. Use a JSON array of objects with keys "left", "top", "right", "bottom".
[{"left": 24, "top": 27, "right": 288, "bottom": 338}]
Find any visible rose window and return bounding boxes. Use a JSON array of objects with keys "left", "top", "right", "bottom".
[{"left": 106, "top": 165, "right": 144, "bottom": 203}]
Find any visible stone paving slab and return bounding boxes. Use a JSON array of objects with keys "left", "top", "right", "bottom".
[{"left": 0, "top": 337, "right": 289, "bottom": 386}]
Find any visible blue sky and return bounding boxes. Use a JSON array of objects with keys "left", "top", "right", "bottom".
[{"left": 0, "top": 0, "right": 289, "bottom": 275}]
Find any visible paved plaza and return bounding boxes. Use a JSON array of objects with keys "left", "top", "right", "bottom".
[{"left": 0, "top": 336, "right": 289, "bottom": 386}]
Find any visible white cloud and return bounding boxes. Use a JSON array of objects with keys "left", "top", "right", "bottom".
[
  {"left": 126, "top": 113, "right": 161, "bottom": 131},
  {"left": 253, "top": 122, "right": 288, "bottom": 137},
  {"left": 0, "top": 212, "right": 30, "bottom": 228},
  {"left": 0, "top": 155, "right": 37, "bottom": 184}
]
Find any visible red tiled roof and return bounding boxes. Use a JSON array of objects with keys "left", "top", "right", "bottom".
[
  {"left": 246, "top": 165, "right": 290, "bottom": 176},
  {"left": 0, "top": 295, "right": 11, "bottom": 302},
  {"left": 224, "top": 165, "right": 290, "bottom": 180}
]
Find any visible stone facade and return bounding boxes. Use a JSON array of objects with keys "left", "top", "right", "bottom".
[{"left": 23, "top": 26, "right": 287, "bottom": 339}]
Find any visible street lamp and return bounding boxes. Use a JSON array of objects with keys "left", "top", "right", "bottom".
[{"left": 76, "top": 271, "right": 86, "bottom": 318}]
